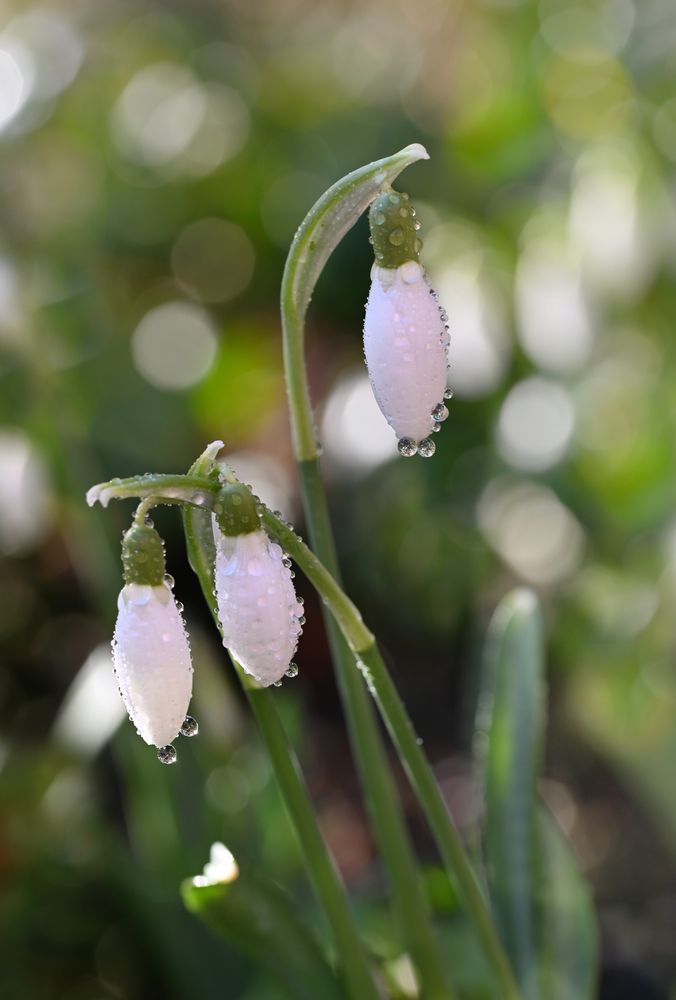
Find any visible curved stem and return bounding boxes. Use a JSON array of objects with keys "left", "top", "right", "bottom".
[
  {"left": 181, "top": 499, "right": 379, "bottom": 1000},
  {"left": 261, "top": 508, "right": 522, "bottom": 1000}
]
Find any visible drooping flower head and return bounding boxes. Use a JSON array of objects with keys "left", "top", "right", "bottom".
[
  {"left": 212, "top": 481, "right": 303, "bottom": 688},
  {"left": 363, "top": 186, "right": 451, "bottom": 457},
  {"left": 112, "top": 520, "right": 195, "bottom": 762}
]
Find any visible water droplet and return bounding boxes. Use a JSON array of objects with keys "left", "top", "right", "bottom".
[
  {"left": 144, "top": 516, "right": 154, "bottom": 528},
  {"left": 175, "top": 601, "right": 184, "bottom": 613},
  {"left": 397, "top": 438, "right": 418, "bottom": 457},
  {"left": 414, "top": 221, "right": 421, "bottom": 231},
  {"left": 444, "top": 388, "right": 454, "bottom": 400},
  {"left": 414, "top": 238, "right": 423, "bottom": 252},
  {"left": 432, "top": 403, "right": 449, "bottom": 423},
  {"left": 164, "top": 573, "right": 175, "bottom": 589},
  {"left": 157, "top": 745, "right": 177, "bottom": 764},
  {"left": 282, "top": 556, "right": 292, "bottom": 568},
  {"left": 285, "top": 662, "right": 299, "bottom": 678},
  {"left": 297, "top": 614, "right": 306, "bottom": 625},
  {"left": 399, "top": 206, "right": 409, "bottom": 218},
  {"left": 180, "top": 716, "right": 199, "bottom": 737},
  {"left": 432, "top": 423, "right": 441, "bottom": 433},
  {"left": 273, "top": 680, "right": 283, "bottom": 687},
  {"left": 374, "top": 210, "right": 386, "bottom": 225},
  {"left": 418, "top": 438, "right": 436, "bottom": 458},
  {"left": 297, "top": 596, "right": 305, "bottom": 605},
  {"left": 389, "top": 227, "right": 404, "bottom": 246}
]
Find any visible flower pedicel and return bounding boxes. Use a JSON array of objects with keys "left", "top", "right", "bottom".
[
  {"left": 112, "top": 520, "right": 196, "bottom": 763},
  {"left": 363, "top": 186, "right": 451, "bottom": 458},
  {"left": 213, "top": 481, "right": 303, "bottom": 687}
]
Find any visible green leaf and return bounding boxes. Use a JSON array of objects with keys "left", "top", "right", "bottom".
[
  {"left": 535, "top": 807, "right": 598, "bottom": 1000},
  {"left": 481, "top": 588, "right": 545, "bottom": 1000},
  {"left": 181, "top": 873, "right": 342, "bottom": 1000},
  {"left": 477, "top": 588, "right": 598, "bottom": 999}
]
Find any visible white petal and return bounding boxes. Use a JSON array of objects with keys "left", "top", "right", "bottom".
[
  {"left": 363, "top": 261, "right": 448, "bottom": 443},
  {"left": 112, "top": 582, "right": 193, "bottom": 746},
  {"left": 214, "top": 527, "right": 302, "bottom": 687}
]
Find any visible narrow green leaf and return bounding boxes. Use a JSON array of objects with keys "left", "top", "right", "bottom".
[
  {"left": 480, "top": 588, "right": 545, "bottom": 1000},
  {"left": 182, "top": 874, "right": 342, "bottom": 1000},
  {"left": 477, "top": 588, "right": 598, "bottom": 1000},
  {"left": 535, "top": 806, "right": 598, "bottom": 1000}
]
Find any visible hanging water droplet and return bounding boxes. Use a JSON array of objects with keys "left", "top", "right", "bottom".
[
  {"left": 432, "top": 403, "right": 449, "bottom": 423},
  {"left": 444, "top": 387, "right": 454, "bottom": 400},
  {"left": 374, "top": 210, "right": 386, "bottom": 225},
  {"left": 180, "top": 716, "right": 199, "bottom": 738},
  {"left": 157, "top": 744, "right": 177, "bottom": 764},
  {"left": 414, "top": 237, "right": 423, "bottom": 252},
  {"left": 432, "top": 423, "right": 441, "bottom": 433},
  {"left": 144, "top": 516, "right": 154, "bottom": 529},
  {"left": 163, "top": 573, "right": 175, "bottom": 589},
  {"left": 282, "top": 556, "right": 292, "bottom": 568},
  {"left": 296, "top": 614, "right": 306, "bottom": 625},
  {"left": 397, "top": 438, "right": 418, "bottom": 457},
  {"left": 414, "top": 221, "right": 421, "bottom": 231},
  {"left": 285, "top": 662, "right": 299, "bottom": 678},
  {"left": 175, "top": 601, "right": 184, "bottom": 613},
  {"left": 399, "top": 206, "right": 409, "bottom": 218},
  {"left": 273, "top": 680, "right": 283, "bottom": 687},
  {"left": 418, "top": 438, "right": 436, "bottom": 458},
  {"left": 389, "top": 227, "right": 405, "bottom": 247},
  {"left": 297, "top": 596, "right": 305, "bottom": 605}
]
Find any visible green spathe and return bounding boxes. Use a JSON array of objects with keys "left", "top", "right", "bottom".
[
  {"left": 369, "top": 187, "right": 422, "bottom": 269},
  {"left": 121, "top": 523, "right": 166, "bottom": 585},
  {"left": 214, "top": 482, "right": 260, "bottom": 536}
]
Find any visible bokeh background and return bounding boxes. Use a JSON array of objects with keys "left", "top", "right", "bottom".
[{"left": 1, "top": 0, "right": 676, "bottom": 996}]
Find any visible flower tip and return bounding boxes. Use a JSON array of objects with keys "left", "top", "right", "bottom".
[
  {"left": 402, "top": 142, "right": 429, "bottom": 162},
  {"left": 86, "top": 483, "right": 109, "bottom": 508}
]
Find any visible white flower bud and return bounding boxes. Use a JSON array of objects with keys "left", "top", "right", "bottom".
[
  {"left": 112, "top": 581, "right": 193, "bottom": 747},
  {"left": 213, "top": 524, "right": 303, "bottom": 687},
  {"left": 363, "top": 260, "right": 449, "bottom": 450}
]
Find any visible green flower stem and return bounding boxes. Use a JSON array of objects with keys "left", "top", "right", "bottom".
[
  {"left": 261, "top": 507, "right": 522, "bottom": 1000},
  {"left": 298, "top": 462, "right": 454, "bottom": 998},
  {"left": 181, "top": 493, "right": 380, "bottom": 1000}
]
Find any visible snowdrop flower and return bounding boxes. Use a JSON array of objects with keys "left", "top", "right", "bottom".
[
  {"left": 213, "top": 482, "right": 303, "bottom": 687},
  {"left": 112, "top": 521, "right": 195, "bottom": 763},
  {"left": 363, "top": 187, "right": 451, "bottom": 457}
]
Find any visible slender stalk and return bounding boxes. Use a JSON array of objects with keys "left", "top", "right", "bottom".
[
  {"left": 261, "top": 509, "right": 522, "bottom": 1000},
  {"left": 181, "top": 500, "right": 380, "bottom": 1000},
  {"left": 298, "top": 461, "right": 454, "bottom": 998}
]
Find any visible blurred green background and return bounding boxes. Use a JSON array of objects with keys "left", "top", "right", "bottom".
[{"left": 1, "top": 0, "right": 676, "bottom": 996}]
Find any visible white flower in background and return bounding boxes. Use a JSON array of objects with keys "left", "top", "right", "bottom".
[
  {"left": 213, "top": 483, "right": 303, "bottom": 687},
  {"left": 112, "top": 522, "right": 195, "bottom": 763},
  {"left": 192, "top": 842, "right": 240, "bottom": 888},
  {"left": 363, "top": 187, "right": 451, "bottom": 458}
]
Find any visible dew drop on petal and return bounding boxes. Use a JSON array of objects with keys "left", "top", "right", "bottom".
[
  {"left": 180, "top": 716, "right": 199, "bottom": 737},
  {"left": 397, "top": 438, "right": 418, "bottom": 457},
  {"left": 157, "top": 744, "right": 177, "bottom": 764},
  {"left": 432, "top": 403, "right": 449, "bottom": 423},
  {"left": 418, "top": 438, "right": 436, "bottom": 458},
  {"left": 164, "top": 573, "right": 175, "bottom": 589},
  {"left": 273, "top": 680, "right": 283, "bottom": 687},
  {"left": 389, "top": 227, "right": 404, "bottom": 247},
  {"left": 285, "top": 662, "right": 299, "bottom": 678},
  {"left": 444, "top": 388, "right": 454, "bottom": 399}
]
